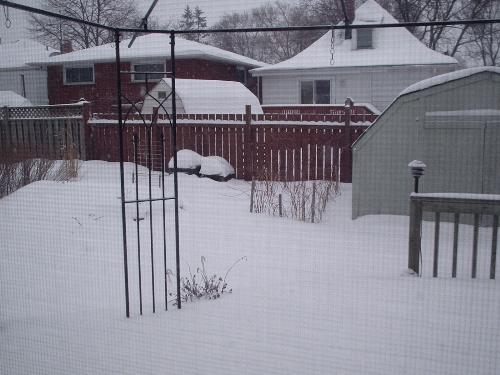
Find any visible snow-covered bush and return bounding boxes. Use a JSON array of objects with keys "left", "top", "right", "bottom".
[
  {"left": 251, "top": 168, "right": 340, "bottom": 223},
  {"left": 169, "top": 256, "right": 246, "bottom": 304},
  {"left": 168, "top": 149, "right": 202, "bottom": 170},
  {"left": 199, "top": 156, "right": 235, "bottom": 179}
]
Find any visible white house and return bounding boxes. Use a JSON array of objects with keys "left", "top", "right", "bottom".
[
  {"left": 352, "top": 67, "right": 500, "bottom": 219},
  {"left": 142, "top": 78, "right": 263, "bottom": 115},
  {"left": 0, "top": 39, "right": 58, "bottom": 105},
  {"left": 251, "top": 0, "right": 458, "bottom": 112}
]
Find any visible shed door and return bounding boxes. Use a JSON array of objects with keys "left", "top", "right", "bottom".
[
  {"left": 483, "top": 121, "right": 500, "bottom": 194},
  {"left": 423, "top": 119, "right": 485, "bottom": 194}
]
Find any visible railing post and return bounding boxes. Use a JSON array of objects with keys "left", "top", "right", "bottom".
[{"left": 408, "top": 197, "right": 422, "bottom": 275}]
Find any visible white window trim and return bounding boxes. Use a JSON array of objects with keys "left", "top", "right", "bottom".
[
  {"left": 131, "top": 61, "right": 166, "bottom": 83},
  {"left": 63, "top": 64, "right": 95, "bottom": 86}
]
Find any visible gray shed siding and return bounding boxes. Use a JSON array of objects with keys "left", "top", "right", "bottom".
[
  {"left": 352, "top": 71, "right": 500, "bottom": 219},
  {"left": 260, "top": 65, "right": 454, "bottom": 111},
  {"left": 0, "top": 68, "right": 49, "bottom": 105}
]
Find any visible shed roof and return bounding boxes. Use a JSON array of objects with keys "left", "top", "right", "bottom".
[
  {"left": 148, "top": 78, "right": 263, "bottom": 114},
  {"left": 251, "top": 0, "right": 457, "bottom": 75},
  {"left": 352, "top": 67, "right": 500, "bottom": 149},
  {"left": 0, "top": 39, "right": 58, "bottom": 70},
  {"left": 31, "top": 33, "right": 266, "bottom": 68}
]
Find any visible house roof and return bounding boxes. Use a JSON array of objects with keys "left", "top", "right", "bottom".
[
  {"left": 0, "top": 91, "right": 32, "bottom": 106},
  {"left": 251, "top": 0, "right": 457, "bottom": 75},
  {"left": 146, "top": 78, "right": 263, "bottom": 114},
  {"left": 31, "top": 33, "right": 266, "bottom": 68},
  {"left": 0, "top": 39, "right": 58, "bottom": 70}
]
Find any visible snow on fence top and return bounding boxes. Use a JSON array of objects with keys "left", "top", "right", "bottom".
[
  {"left": 141, "top": 78, "right": 263, "bottom": 115},
  {"left": 29, "top": 33, "right": 266, "bottom": 69},
  {"left": 251, "top": 0, "right": 457, "bottom": 74},
  {"left": 400, "top": 66, "right": 500, "bottom": 96}
]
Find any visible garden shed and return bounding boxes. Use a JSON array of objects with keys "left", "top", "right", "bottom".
[
  {"left": 352, "top": 67, "right": 500, "bottom": 219},
  {"left": 141, "top": 78, "right": 263, "bottom": 115}
]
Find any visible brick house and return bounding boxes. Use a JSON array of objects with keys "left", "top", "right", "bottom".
[{"left": 33, "top": 33, "right": 266, "bottom": 113}]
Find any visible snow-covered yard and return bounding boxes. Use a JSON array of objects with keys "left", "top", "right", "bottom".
[{"left": 1, "top": 161, "right": 499, "bottom": 374}]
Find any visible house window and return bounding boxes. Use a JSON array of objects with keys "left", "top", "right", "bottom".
[
  {"left": 64, "top": 66, "right": 94, "bottom": 84},
  {"left": 300, "top": 80, "right": 331, "bottom": 104},
  {"left": 236, "top": 66, "right": 247, "bottom": 85},
  {"left": 357, "top": 28, "right": 373, "bottom": 49},
  {"left": 157, "top": 91, "right": 167, "bottom": 99},
  {"left": 132, "top": 63, "right": 164, "bottom": 82}
]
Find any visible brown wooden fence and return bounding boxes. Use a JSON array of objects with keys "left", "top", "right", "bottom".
[
  {"left": 88, "top": 105, "right": 372, "bottom": 182},
  {"left": 0, "top": 103, "right": 89, "bottom": 161}
]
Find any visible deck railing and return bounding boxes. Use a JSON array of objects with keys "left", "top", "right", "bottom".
[{"left": 408, "top": 193, "right": 499, "bottom": 279}]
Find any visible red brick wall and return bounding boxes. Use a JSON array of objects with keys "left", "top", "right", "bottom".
[{"left": 48, "top": 59, "right": 258, "bottom": 113}]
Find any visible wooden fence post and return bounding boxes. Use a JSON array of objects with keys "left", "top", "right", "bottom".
[
  {"left": 408, "top": 197, "right": 422, "bottom": 275},
  {"left": 0, "top": 106, "right": 9, "bottom": 151},
  {"left": 340, "top": 98, "right": 353, "bottom": 182},
  {"left": 244, "top": 104, "right": 254, "bottom": 181}
]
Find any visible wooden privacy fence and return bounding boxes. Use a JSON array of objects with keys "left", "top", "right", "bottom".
[
  {"left": 408, "top": 193, "right": 499, "bottom": 279},
  {"left": 0, "top": 103, "right": 89, "bottom": 160},
  {"left": 88, "top": 106, "right": 370, "bottom": 182}
]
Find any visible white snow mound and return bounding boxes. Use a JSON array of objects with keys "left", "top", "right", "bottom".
[
  {"left": 200, "top": 156, "right": 235, "bottom": 177},
  {"left": 168, "top": 149, "right": 203, "bottom": 169},
  {"left": 0, "top": 91, "right": 32, "bottom": 107}
]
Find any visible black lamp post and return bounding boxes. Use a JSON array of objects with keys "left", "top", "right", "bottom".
[{"left": 408, "top": 160, "right": 426, "bottom": 193}]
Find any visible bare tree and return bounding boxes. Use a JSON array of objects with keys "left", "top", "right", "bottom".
[
  {"left": 466, "top": 0, "right": 500, "bottom": 65},
  {"left": 29, "top": 0, "right": 141, "bottom": 50}
]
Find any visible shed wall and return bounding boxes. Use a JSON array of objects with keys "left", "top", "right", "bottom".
[
  {"left": 352, "top": 72, "right": 500, "bottom": 219},
  {"left": 0, "top": 68, "right": 49, "bottom": 105}
]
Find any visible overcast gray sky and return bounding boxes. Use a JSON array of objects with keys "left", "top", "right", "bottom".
[{"left": 0, "top": 0, "right": 297, "bottom": 44}]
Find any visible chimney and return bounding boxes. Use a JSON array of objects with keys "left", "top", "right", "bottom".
[
  {"left": 61, "top": 40, "right": 73, "bottom": 54},
  {"left": 343, "top": 0, "right": 355, "bottom": 40}
]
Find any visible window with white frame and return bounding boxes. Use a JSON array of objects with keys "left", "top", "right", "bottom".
[
  {"left": 132, "top": 63, "right": 165, "bottom": 82},
  {"left": 64, "top": 66, "right": 94, "bottom": 84},
  {"left": 300, "top": 80, "right": 331, "bottom": 104},
  {"left": 357, "top": 28, "right": 373, "bottom": 49}
]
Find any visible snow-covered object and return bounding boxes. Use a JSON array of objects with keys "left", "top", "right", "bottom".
[
  {"left": 142, "top": 78, "right": 263, "bottom": 115},
  {"left": 168, "top": 150, "right": 203, "bottom": 169},
  {"left": 200, "top": 156, "right": 235, "bottom": 178},
  {"left": 400, "top": 66, "right": 500, "bottom": 96},
  {"left": 408, "top": 160, "right": 426, "bottom": 169},
  {"left": 31, "top": 33, "right": 266, "bottom": 69},
  {"left": 0, "top": 39, "right": 58, "bottom": 70},
  {"left": 0, "top": 91, "right": 32, "bottom": 107},
  {"left": 252, "top": 0, "right": 456, "bottom": 74}
]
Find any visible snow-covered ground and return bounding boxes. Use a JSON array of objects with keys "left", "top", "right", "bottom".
[{"left": 1, "top": 161, "right": 499, "bottom": 375}]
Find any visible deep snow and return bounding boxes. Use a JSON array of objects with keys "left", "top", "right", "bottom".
[{"left": 1, "top": 161, "right": 499, "bottom": 374}]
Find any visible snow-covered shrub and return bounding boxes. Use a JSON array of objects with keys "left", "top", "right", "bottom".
[
  {"left": 251, "top": 168, "right": 340, "bottom": 223},
  {"left": 199, "top": 156, "right": 235, "bottom": 180},
  {"left": 168, "top": 149, "right": 203, "bottom": 170},
  {"left": 169, "top": 256, "right": 246, "bottom": 304}
]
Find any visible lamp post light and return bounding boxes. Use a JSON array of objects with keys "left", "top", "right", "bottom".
[{"left": 408, "top": 160, "right": 426, "bottom": 193}]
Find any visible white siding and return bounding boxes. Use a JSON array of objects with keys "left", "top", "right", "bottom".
[
  {"left": 260, "top": 64, "right": 455, "bottom": 111},
  {"left": 0, "top": 68, "right": 49, "bottom": 105}
]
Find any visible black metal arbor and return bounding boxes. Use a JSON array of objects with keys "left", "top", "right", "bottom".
[{"left": 1, "top": 0, "right": 499, "bottom": 318}]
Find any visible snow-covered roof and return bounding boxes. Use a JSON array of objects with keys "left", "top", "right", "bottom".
[
  {"left": 0, "top": 39, "right": 58, "bottom": 70},
  {"left": 0, "top": 91, "right": 32, "bottom": 107},
  {"left": 252, "top": 0, "right": 457, "bottom": 75},
  {"left": 146, "top": 78, "right": 263, "bottom": 114},
  {"left": 31, "top": 33, "right": 266, "bottom": 68},
  {"left": 400, "top": 66, "right": 500, "bottom": 96}
]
